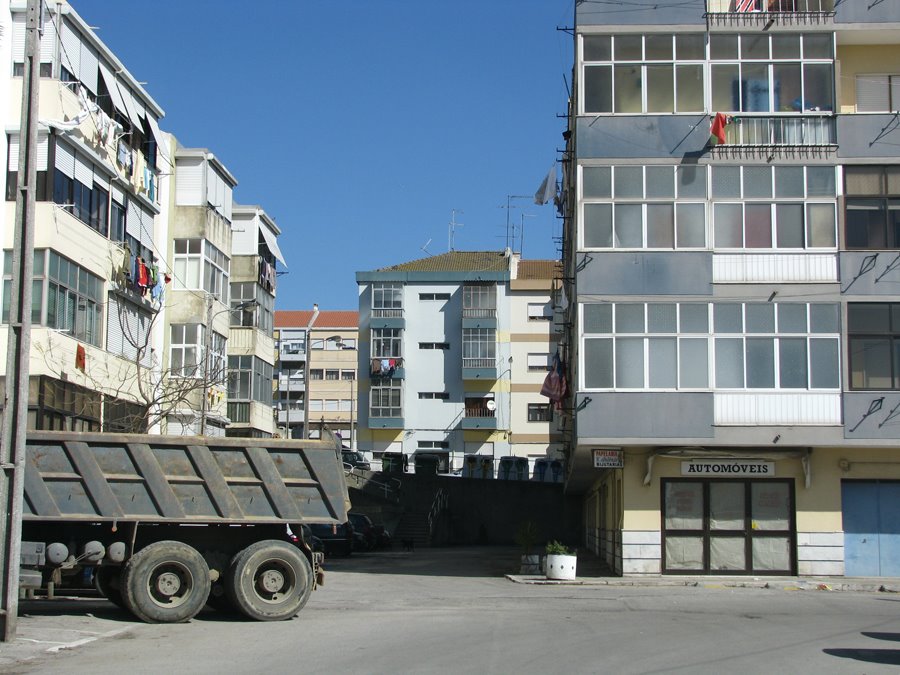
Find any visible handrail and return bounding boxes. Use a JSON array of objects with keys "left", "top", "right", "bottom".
[
  {"left": 426, "top": 488, "right": 448, "bottom": 539},
  {"left": 343, "top": 464, "right": 401, "bottom": 503}
]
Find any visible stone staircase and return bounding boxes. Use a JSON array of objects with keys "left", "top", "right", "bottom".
[{"left": 392, "top": 511, "right": 430, "bottom": 548}]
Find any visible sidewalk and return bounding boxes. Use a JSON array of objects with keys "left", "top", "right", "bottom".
[{"left": 505, "top": 548, "right": 900, "bottom": 593}]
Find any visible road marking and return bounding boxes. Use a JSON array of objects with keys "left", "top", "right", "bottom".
[{"left": 46, "top": 625, "right": 136, "bottom": 653}]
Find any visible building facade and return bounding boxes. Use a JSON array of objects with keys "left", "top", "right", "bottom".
[
  {"left": 2, "top": 1, "right": 168, "bottom": 432},
  {"left": 563, "top": 0, "right": 900, "bottom": 577},
  {"left": 356, "top": 251, "right": 563, "bottom": 476},
  {"left": 2, "top": 1, "right": 285, "bottom": 438},
  {"left": 273, "top": 310, "right": 358, "bottom": 443}
]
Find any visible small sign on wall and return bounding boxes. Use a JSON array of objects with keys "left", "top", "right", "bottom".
[
  {"left": 593, "top": 448, "right": 623, "bottom": 469},
  {"left": 681, "top": 459, "right": 775, "bottom": 477}
]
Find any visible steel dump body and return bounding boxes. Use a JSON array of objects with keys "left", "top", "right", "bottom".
[{"left": 23, "top": 431, "right": 349, "bottom": 525}]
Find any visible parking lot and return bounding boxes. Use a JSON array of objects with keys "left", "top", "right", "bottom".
[{"left": 3, "top": 547, "right": 900, "bottom": 674}]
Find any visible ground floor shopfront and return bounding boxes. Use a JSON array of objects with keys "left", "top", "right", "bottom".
[{"left": 582, "top": 445, "right": 900, "bottom": 577}]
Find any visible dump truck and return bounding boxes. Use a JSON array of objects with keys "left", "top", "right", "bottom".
[{"left": 18, "top": 430, "right": 349, "bottom": 623}]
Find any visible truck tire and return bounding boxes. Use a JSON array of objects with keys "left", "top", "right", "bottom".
[
  {"left": 225, "top": 540, "right": 312, "bottom": 621},
  {"left": 93, "top": 566, "right": 126, "bottom": 609},
  {"left": 122, "top": 541, "right": 210, "bottom": 623}
]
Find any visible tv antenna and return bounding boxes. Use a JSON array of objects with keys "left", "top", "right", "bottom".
[
  {"left": 421, "top": 238, "right": 433, "bottom": 256},
  {"left": 449, "top": 209, "right": 464, "bottom": 251}
]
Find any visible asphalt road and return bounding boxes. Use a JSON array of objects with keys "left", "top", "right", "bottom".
[{"left": 2, "top": 547, "right": 899, "bottom": 675}]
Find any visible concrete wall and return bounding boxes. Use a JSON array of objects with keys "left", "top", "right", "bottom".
[
  {"left": 396, "top": 474, "right": 581, "bottom": 548},
  {"left": 835, "top": 0, "right": 900, "bottom": 23},
  {"left": 577, "top": 0, "right": 705, "bottom": 27},
  {"left": 576, "top": 393, "right": 715, "bottom": 440}
]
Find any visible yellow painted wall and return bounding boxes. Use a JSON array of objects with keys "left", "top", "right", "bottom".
[{"left": 837, "top": 45, "right": 900, "bottom": 112}]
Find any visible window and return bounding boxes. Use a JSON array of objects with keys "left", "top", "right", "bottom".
[
  {"left": 227, "top": 355, "right": 274, "bottom": 405},
  {"left": 419, "top": 342, "right": 450, "bottom": 350},
  {"left": 107, "top": 293, "right": 152, "bottom": 366},
  {"left": 713, "top": 166, "right": 836, "bottom": 249},
  {"left": 855, "top": 74, "right": 900, "bottom": 113},
  {"left": 173, "top": 239, "right": 229, "bottom": 301},
  {"left": 370, "top": 380, "right": 402, "bottom": 417},
  {"left": 527, "top": 303, "right": 553, "bottom": 321},
  {"left": 418, "top": 440, "right": 450, "bottom": 449},
  {"left": 420, "top": 292, "right": 451, "bottom": 301},
  {"left": 419, "top": 392, "right": 450, "bottom": 400},
  {"left": 372, "top": 327, "right": 402, "bottom": 358},
  {"left": 462, "top": 283, "right": 496, "bottom": 317},
  {"left": 325, "top": 369, "right": 339, "bottom": 380},
  {"left": 52, "top": 141, "right": 110, "bottom": 236},
  {"left": 372, "top": 282, "right": 402, "bottom": 317},
  {"left": 709, "top": 33, "right": 833, "bottom": 113},
  {"left": 527, "top": 353, "right": 552, "bottom": 371},
  {"left": 582, "top": 34, "right": 705, "bottom": 114},
  {"left": 341, "top": 370, "right": 356, "bottom": 380},
  {"left": 462, "top": 328, "right": 496, "bottom": 367},
  {"left": 309, "top": 369, "right": 324, "bottom": 380},
  {"left": 528, "top": 403, "right": 553, "bottom": 422},
  {"left": 845, "top": 166, "right": 900, "bottom": 250},
  {"left": 230, "top": 281, "right": 274, "bottom": 333},
  {"left": 848, "top": 303, "right": 900, "bottom": 390},
  {"left": 581, "top": 165, "right": 708, "bottom": 249},
  {"left": 582, "top": 302, "right": 840, "bottom": 391},
  {"left": 45, "top": 251, "right": 102, "bottom": 346},
  {"left": 170, "top": 324, "right": 202, "bottom": 378}
]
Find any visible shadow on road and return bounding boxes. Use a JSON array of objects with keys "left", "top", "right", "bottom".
[{"left": 823, "top": 648, "right": 900, "bottom": 666}]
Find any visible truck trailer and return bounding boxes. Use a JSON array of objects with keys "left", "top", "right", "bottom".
[{"left": 18, "top": 430, "right": 349, "bottom": 623}]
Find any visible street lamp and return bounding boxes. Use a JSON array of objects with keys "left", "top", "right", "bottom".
[{"left": 199, "top": 296, "right": 258, "bottom": 436}]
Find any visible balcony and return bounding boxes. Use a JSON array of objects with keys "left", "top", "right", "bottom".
[
  {"left": 370, "top": 308, "right": 405, "bottom": 329},
  {"left": 706, "top": 0, "right": 834, "bottom": 24},
  {"left": 276, "top": 403, "right": 305, "bottom": 425},
  {"left": 276, "top": 375, "right": 306, "bottom": 392},
  {"left": 278, "top": 347, "right": 306, "bottom": 364},
  {"left": 369, "top": 357, "right": 405, "bottom": 379},
  {"left": 462, "top": 307, "right": 497, "bottom": 329},
  {"left": 462, "top": 358, "right": 497, "bottom": 381},
  {"left": 716, "top": 115, "right": 836, "bottom": 150},
  {"left": 462, "top": 408, "right": 498, "bottom": 430}
]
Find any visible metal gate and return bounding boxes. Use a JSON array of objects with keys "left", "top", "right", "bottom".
[{"left": 842, "top": 480, "right": 900, "bottom": 577}]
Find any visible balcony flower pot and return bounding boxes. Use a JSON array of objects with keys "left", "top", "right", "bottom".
[{"left": 545, "top": 541, "right": 576, "bottom": 581}]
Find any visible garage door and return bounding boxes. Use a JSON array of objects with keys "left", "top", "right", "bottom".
[{"left": 842, "top": 480, "right": 900, "bottom": 577}]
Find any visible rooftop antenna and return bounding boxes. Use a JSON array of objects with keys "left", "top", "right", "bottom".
[
  {"left": 502, "top": 196, "right": 531, "bottom": 250},
  {"left": 421, "top": 238, "right": 433, "bottom": 256},
  {"left": 449, "top": 209, "right": 464, "bottom": 251}
]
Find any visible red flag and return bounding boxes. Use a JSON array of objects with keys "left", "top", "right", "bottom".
[
  {"left": 734, "top": 0, "right": 757, "bottom": 11},
  {"left": 709, "top": 113, "right": 728, "bottom": 145},
  {"left": 75, "top": 344, "right": 86, "bottom": 372}
]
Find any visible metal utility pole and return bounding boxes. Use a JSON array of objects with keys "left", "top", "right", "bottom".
[
  {"left": 302, "top": 304, "right": 318, "bottom": 439},
  {"left": 448, "top": 209, "right": 463, "bottom": 252},
  {"left": 199, "top": 295, "right": 214, "bottom": 435},
  {"left": 1, "top": 0, "right": 41, "bottom": 641}
]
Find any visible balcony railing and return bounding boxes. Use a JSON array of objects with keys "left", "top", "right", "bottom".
[
  {"left": 462, "top": 308, "right": 497, "bottom": 319},
  {"left": 706, "top": 0, "right": 834, "bottom": 14},
  {"left": 465, "top": 408, "right": 496, "bottom": 418},
  {"left": 463, "top": 358, "right": 495, "bottom": 369},
  {"left": 721, "top": 115, "right": 836, "bottom": 147},
  {"left": 372, "top": 308, "right": 403, "bottom": 319}
]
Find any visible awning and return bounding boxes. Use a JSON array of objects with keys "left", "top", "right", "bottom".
[
  {"left": 144, "top": 113, "right": 170, "bottom": 165},
  {"left": 260, "top": 225, "right": 287, "bottom": 267},
  {"left": 99, "top": 62, "right": 126, "bottom": 118}
]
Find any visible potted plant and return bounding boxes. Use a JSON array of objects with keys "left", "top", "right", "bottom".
[
  {"left": 514, "top": 521, "right": 541, "bottom": 575},
  {"left": 545, "top": 540, "right": 577, "bottom": 580}
]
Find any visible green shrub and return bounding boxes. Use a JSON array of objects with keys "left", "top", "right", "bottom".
[{"left": 545, "top": 540, "right": 573, "bottom": 556}]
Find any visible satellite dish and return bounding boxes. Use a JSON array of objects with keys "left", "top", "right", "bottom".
[{"left": 485, "top": 400, "right": 496, "bottom": 411}]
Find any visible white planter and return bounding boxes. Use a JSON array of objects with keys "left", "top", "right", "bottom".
[
  {"left": 546, "top": 553, "right": 577, "bottom": 580},
  {"left": 519, "top": 554, "right": 541, "bottom": 575}
]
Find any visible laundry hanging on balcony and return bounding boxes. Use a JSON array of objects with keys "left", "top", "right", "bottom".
[
  {"left": 709, "top": 113, "right": 731, "bottom": 146},
  {"left": 540, "top": 350, "right": 568, "bottom": 410}
]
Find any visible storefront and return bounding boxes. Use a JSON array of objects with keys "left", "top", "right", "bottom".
[{"left": 662, "top": 472, "right": 796, "bottom": 575}]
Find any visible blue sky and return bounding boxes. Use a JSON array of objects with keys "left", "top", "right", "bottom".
[{"left": 72, "top": 1, "right": 574, "bottom": 311}]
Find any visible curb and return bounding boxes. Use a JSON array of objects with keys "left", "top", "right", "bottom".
[{"left": 505, "top": 574, "right": 900, "bottom": 594}]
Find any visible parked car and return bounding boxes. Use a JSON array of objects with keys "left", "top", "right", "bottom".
[
  {"left": 308, "top": 522, "right": 355, "bottom": 557},
  {"left": 342, "top": 451, "right": 371, "bottom": 471},
  {"left": 348, "top": 512, "right": 391, "bottom": 550}
]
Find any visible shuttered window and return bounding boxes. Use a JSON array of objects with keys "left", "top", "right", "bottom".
[{"left": 856, "top": 75, "right": 900, "bottom": 113}]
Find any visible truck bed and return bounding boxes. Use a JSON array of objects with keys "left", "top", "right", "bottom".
[{"left": 23, "top": 431, "right": 349, "bottom": 525}]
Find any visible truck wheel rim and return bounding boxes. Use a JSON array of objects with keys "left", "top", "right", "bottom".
[
  {"left": 254, "top": 560, "right": 294, "bottom": 602},
  {"left": 149, "top": 563, "right": 192, "bottom": 608}
]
